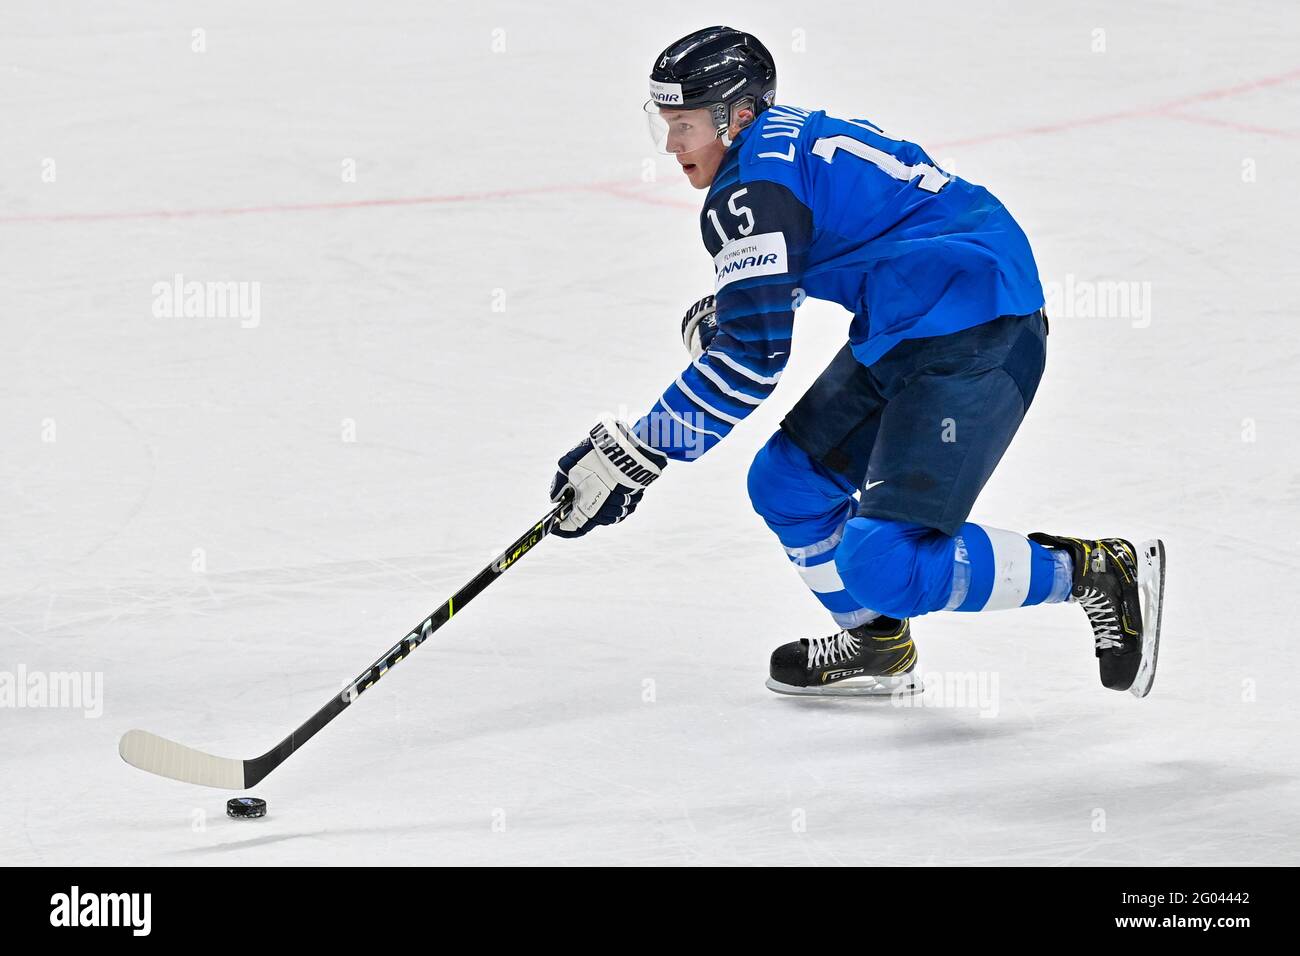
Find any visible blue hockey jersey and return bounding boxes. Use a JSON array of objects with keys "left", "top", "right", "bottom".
[{"left": 637, "top": 105, "right": 1044, "bottom": 461}]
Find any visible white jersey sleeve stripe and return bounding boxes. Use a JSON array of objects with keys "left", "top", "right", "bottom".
[
  {"left": 657, "top": 401, "right": 727, "bottom": 440},
  {"left": 674, "top": 376, "right": 744, "bottom": 425},
  {"left": 711, "top": 351, "right": 783, "bottom": 386},
  {"left": 691, "top": 359, "right": 767, "bottom": 406}
]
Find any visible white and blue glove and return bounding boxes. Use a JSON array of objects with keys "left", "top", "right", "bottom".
[
  {"left": 680, "top": 294, "right": 718, "bottom": 358},
  {"left": 549, "top": 419, "right": 667, "bottom": 539}
]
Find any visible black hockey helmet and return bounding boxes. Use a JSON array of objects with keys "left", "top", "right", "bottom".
[{"left": 645, "top": 26, "right": 777, "bottom": 151}]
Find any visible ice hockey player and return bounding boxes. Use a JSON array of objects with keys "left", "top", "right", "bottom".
[{"left": 546, "top": 26, "right": 1164, "bottom": 698}]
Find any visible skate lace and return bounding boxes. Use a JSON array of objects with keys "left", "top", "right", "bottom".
[
  {"left": 808, "top": 630, "right": 861, "bottom": 669},
  {"left": 1078, "top": 588, "right": 1125, "bottom": 650}
]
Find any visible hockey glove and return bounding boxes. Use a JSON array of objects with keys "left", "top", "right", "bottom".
[
  {"left": 549, "top": 418, "right": 667, "bottom": 538},
  {"left": 680, "top": 294, "right": 718, "bottom": 359}
]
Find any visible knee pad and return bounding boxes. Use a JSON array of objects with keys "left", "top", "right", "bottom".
[
  {"left": 835, "top": 516, "right": 956, "bottom": 619},
  {"left": 747, "top": 432, "right": 854, "bottom": 530}
]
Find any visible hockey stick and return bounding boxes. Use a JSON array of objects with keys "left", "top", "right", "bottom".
[{"left": 119, "top": 494, "right": 573, "bottom": 789}]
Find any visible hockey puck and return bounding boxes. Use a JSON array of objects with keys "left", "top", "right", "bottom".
[{"left": 226, "top": 797, "right": 267, "bottom": 819}]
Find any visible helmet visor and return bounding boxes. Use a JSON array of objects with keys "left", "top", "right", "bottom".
[{"left": 644, "top": 101, "right": 721, "bottom": 155}]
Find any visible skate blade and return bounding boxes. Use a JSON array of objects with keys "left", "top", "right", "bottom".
[
  {"left": 1129, "top": 539, "right": 1166, "bottom": 698},
  {"left": 765, "top": 672, "right": 923, "bottom": 699}
]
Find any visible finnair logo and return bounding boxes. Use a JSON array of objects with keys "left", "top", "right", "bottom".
[
  {"left": 50, "top": 886, "right": 151, "bottom": 936},
  {"left": 713, "top": 231, "right": 788, "bottom": 290},
  {"left": 648, "top": 80, "right": 683, "bottom": 105},
  {"left": 717, "top": 253, "right": 779, "bottom": 279}
]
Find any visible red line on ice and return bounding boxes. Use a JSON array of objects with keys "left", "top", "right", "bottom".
[
  {"left": 1159, "top": 110, "right": 1300, "bottom": 139},
  {"left": 0, "top": 180, "right": 649, "bottom": 225},
  {"left": 932, "top": 65, "right": 1300, "bottom": 149},
  {"left": 3, "top": 67, "right": 1297, "bottom": 225}
]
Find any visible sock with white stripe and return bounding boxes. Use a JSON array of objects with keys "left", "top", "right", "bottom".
[
  {"left": 748, "top": 432, "right": 882, "bottom": 629},
  {"left": 784, "top": 502, "right": 882, "bottom": 628},
  {"left": 945, "top": 523, "right": 1073, "bottom": 612}
]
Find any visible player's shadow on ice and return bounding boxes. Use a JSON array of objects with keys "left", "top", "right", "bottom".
[
  {"left": 164, "top": 822, "right": 470, "bottom": 857},
  {"left": 767, "top": 695, "right": 1018, "bottom": 743}
]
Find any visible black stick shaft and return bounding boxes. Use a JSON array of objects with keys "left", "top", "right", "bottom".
[{"left": 243, "top": 496, "right": 571, "bottom": 786}]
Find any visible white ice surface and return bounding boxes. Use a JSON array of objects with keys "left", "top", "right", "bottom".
[{"left": 2, "top": 0, "right": 1299, "bottom": 866}]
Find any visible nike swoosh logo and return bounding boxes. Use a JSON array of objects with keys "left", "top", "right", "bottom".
[
  {"left": 766, "top": 351, "right": 785, "bottom": 359},
  {"left": 863, "top": 480, "right": 885, "bottom": 492}
]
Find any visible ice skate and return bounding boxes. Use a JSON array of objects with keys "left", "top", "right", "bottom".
[
  {"left": 1029, "top": 534, "right": 1166, "bottom": 697},
  {"left": 766, "top": 616, "right": 921, "bottom": 697}
]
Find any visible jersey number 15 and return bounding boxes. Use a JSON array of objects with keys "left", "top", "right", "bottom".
[{"left": 812, "top": 134, "right": 950, "bottom": 193}]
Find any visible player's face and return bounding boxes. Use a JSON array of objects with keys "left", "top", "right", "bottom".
[
  {"left": 676, "top": 136, "right": 727, "bottom": 189},
  {"left": 655, "top": 107, "right": 716, "bottom": 152},
  {"left": 646, "top": 105, "right": 725, "bottom": 189}
]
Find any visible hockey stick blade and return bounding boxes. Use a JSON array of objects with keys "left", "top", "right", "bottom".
[
  {"left": 119, "top": 729, "right": 246, "bottom": 789},
  {"left": 119, "top": 494, "right": 572, "bottom": 789}
]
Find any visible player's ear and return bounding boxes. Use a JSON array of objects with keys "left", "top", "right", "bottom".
[{"left": 730, "top": 106, "right": 755, "bottom": 136}]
